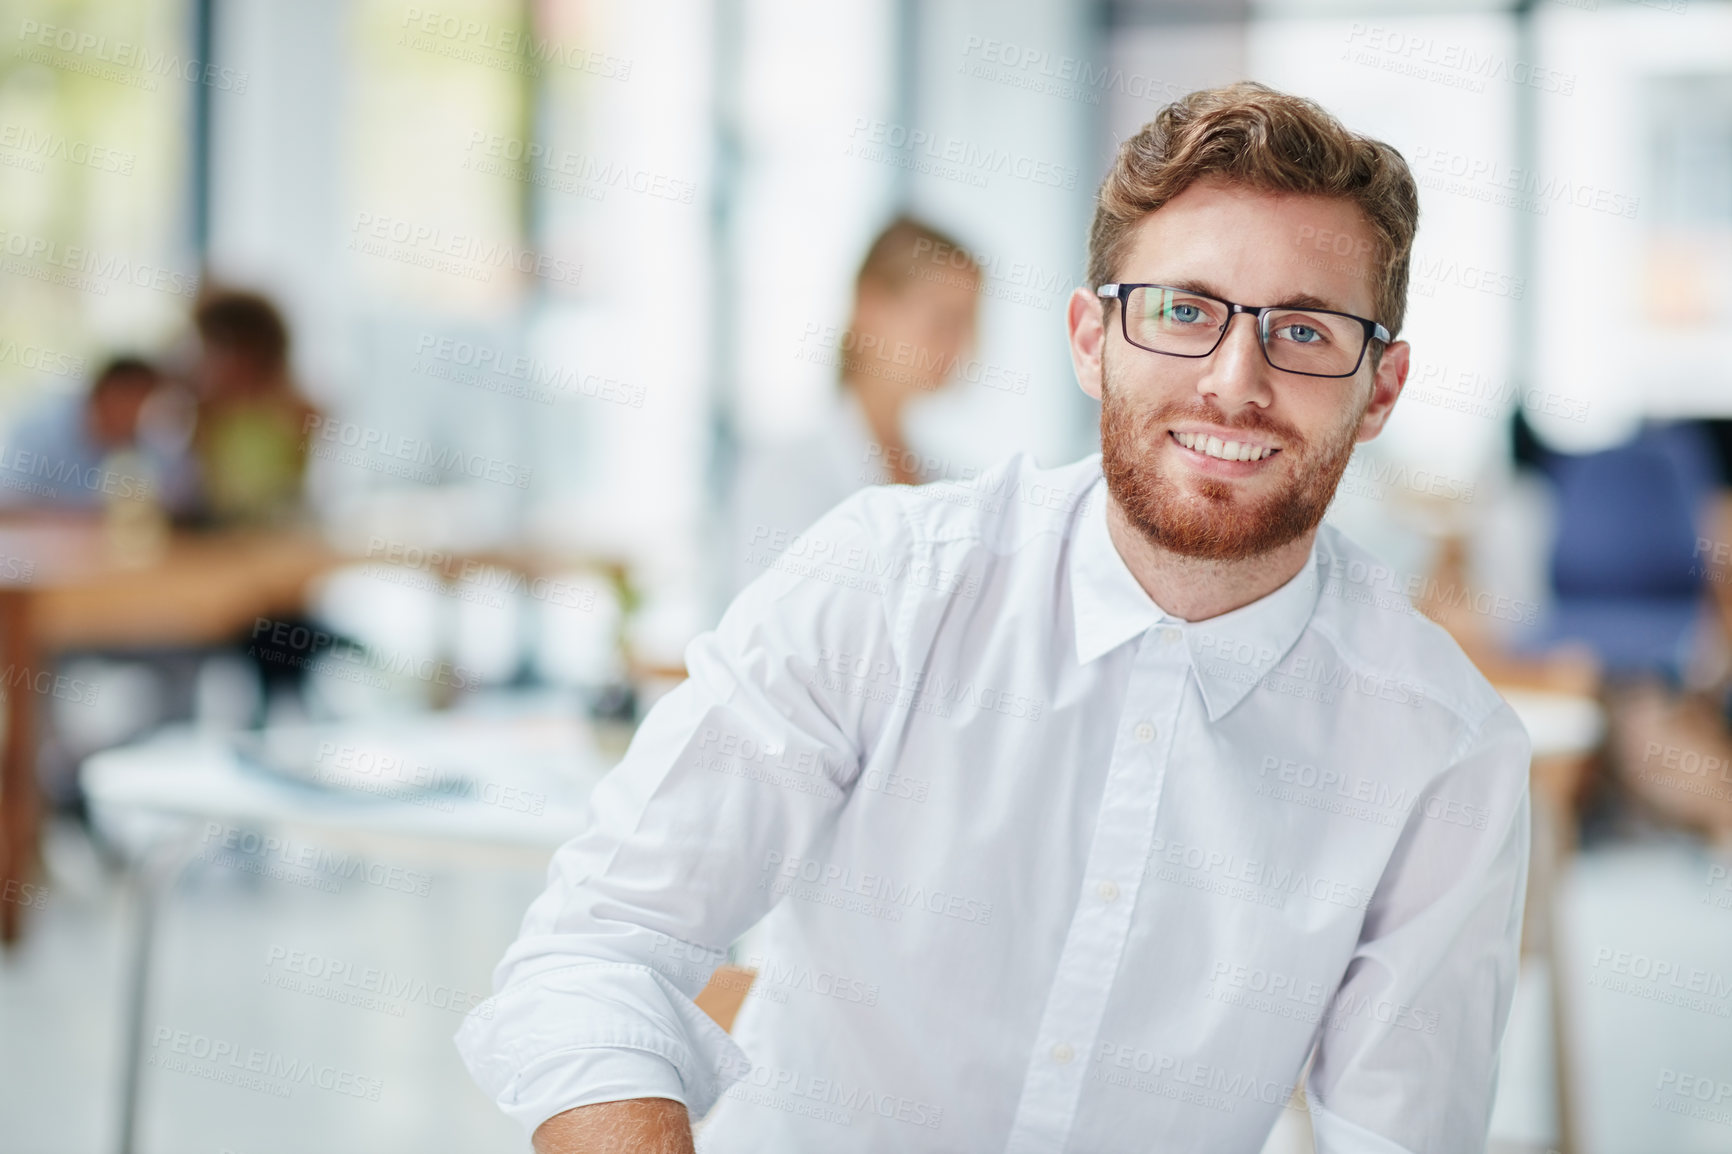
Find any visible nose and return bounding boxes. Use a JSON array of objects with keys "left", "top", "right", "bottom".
[{"left": 1196, "top": 310, "right": 1274, "bottom": 410}]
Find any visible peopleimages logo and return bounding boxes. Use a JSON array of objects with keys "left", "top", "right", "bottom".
[
  {"left": 796, "top": 321, "right": 1030, "bottom": 395},
  {"left": 0, "top": 122, "right": 135, "bottom": 174},
  {"left": 1145, "top": 836, "right": 1374, "bottom": 913},
  {"left": 761, "top": 850, "right": 995, "bottom": 926},
  {"left": 347, "top": 212, "right": 582, "bottom": 287},
  {"left": 0, "top": 338, "right": 85, "bottom": 378},
  {"left": 742, "top": 952, "right": 881, "bottom": 1007},
  {"left": 722, "top": 1063, "right": 943, "bottom": 1129},
  {"left": 200, "top": 820, "right": 435, "bottom": 897},
  {"left": 1409, "top": 145, "right": 1639, "bottom": 220},
  {"left": 0, "top": 663, "right": 101, "bottom": 707},
  {"left": 15, "top": 19, "right": 250, "bottom": 92},
  {"left": 414, "top": 334, "right": 645, "bottom": 409},
  {"left": 0, "top": 227, "right": 200, "bottom": 298},
  {"left": 957, "top": 35, "right": 1190, "bottom": 108},
  {"left": 845, "top": 118, "right": 1078, "bottom": 191},
  {"left": 0, "top": 445, "right": 155, "bottom": 502},
  {"left": 302, "top": 414, "right": 533, "bottom": 489},
  {"left": 461, "top": 131, "right": 695, "bottom": 205},
  {"left": 1341, "top": 454, "right": 1476, "bottom": 504},
  {"left": 398, "top": 7, "right": 632, "bottom": 81},
  {"left": 1343, "top": 23, "right": 1576, "bottom": 95},
  {"left": 262, "top": 944, "right": 493, "bottom": 1019},
  {"left": 148, "top": 1027, "right": 381, "bottom": 1101}
]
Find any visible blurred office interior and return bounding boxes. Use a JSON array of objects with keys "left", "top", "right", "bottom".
[{"left": 2, "top": 0, "right": 1732, "bottom": 1151}]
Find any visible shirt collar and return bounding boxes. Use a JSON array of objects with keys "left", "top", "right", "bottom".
[{"left": 1069, "top": 467, "right": 1325, "bottom": 722}]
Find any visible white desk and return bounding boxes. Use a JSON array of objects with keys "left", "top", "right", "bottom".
[
  {"left": 82, "top": 708, "right": 618, "bottom": 1154},
  {"left": 85, "top": 716, "right": 612, "bottom": 850}
]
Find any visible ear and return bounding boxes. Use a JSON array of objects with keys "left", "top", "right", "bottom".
[
  {"left": 1354, "top": 339, "right": 1409, "bottom": 443},
  {"left": 1067, "top": 286, "right": 1106, "bottom": 402}
]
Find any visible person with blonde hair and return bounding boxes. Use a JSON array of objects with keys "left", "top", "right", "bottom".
[
  {"left": 730, "top": 215, "right": 980, "bottom": 596},
  {"left": 462, "top": 82, "right": 1529, "bottom": 1154}
]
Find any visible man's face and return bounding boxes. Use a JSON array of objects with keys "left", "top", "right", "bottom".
[
  {"left": 1066, "top": 177, "right": 1409, "bottom": 561},
  {"left": 87, "top": 371, "right": 157, "bottom": 449}
]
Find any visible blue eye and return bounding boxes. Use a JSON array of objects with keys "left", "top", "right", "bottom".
[
  {"left": 1279, "top": 323, "right": 1323, "bottom": 344},
  {"left": 1164, "top": 303, "right": 1204, "bottom": 324}
]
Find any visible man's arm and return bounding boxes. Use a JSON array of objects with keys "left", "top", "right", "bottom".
[
  {"left": 532, "top": 1099, "right": 695, "bottom": 1154},
  {"left": 455, "top": 489, "right": 914, "bottom": 1137},
  {"left": 1307, "top": 701, "right": 1532, "bottom": 1153}
]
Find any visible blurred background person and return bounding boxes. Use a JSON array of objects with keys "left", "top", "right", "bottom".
[
  {"left": 190, "top": 288, "right": 318, "bottom": 527},
  {"left": 0, "top": 355, "right": 197, "bottom": 517},
  {"left": 730, "top": 216, "right": 981, "bottom": 595},
  {"left": 0, "top": 355, "right": 199, "bottom": 814}
]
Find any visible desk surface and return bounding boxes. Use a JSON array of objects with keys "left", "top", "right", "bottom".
[
  {"left": 0, "top": 518, "right": 338, "bottom": 649},
  {"left": 85, "top": 688, "right": 1603, "bottom": 837},
  {"left": 0, "top": 517, "right": 631, "bottom": 650},
  {"left": 84, "top": 711, "right": 615, "bottom": 851}
]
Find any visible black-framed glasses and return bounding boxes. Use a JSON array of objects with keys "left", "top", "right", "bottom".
[{"left": 1097, "top": 283, "right": 1392, "bottom": 379}]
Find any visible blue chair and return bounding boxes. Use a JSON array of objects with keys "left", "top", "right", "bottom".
[{"left": 1522, "top": 421, "right": 1717, "bottom": 679}]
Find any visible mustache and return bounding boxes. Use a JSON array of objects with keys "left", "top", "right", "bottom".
[{"left": 1134, "top": 398, "right": 1305, "bottom": 449}]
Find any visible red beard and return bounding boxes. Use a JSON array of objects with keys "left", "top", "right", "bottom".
[{"left": 1098, "top": 368, "right": 1364, "bottom": 562}]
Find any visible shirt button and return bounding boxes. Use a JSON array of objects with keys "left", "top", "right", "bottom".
[
  {"left": 1160, "top": 626, "right": 1183, "bottom": 646},
  {"left": 1097, "top": 880, "right": 1120, "bottom": 902},
  {"left": 1134, "top": 722, "right": 1155, "bottom": 743},
  {"left": 1051, "top": 1043, "right": 1075, "bottom": 1064}
]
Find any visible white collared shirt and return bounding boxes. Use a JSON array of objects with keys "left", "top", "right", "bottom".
[{"left": 457, "top": 453, "right": 1531, "bottom": 1154}]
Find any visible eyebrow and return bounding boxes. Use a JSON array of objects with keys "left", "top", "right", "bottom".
[{"left": 1158, "top": 279, "right": 1345, "bottom": 314}]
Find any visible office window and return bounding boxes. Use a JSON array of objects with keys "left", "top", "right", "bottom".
[
  {"left": 0, "top": 0, "right": 192, "bottom": 413},
  {"left": 345, "top": 0, "right": 535, "bottom": 316}
]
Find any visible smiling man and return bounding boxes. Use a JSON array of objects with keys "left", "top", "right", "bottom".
[{"left": 457, "top": 82, "right": 1532, "bottom": 1154}]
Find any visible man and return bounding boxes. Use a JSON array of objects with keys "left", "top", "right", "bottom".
[
  {"left": 0, "top": 356, "right": 196, "bottom": 513},
  {"left": 458, "top": 82, "right": 1531, "bottom": 1153},
  {"left": 731, "top": 215, "right": 981, "bottom": 597}
]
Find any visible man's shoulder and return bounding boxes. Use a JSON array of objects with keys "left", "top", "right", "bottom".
[
  {"left": 1308, "top": 523, "right": 1508, "bottom": 731},
  {"left": 730, "top": 454, "right": 1093, "bottom": 622},
  {"left": 851, "top": 452, "right": 1102, "bottom": 553}
]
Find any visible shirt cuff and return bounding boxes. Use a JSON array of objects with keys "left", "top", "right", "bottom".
[
  {"left": 453, "top": 961, "right": 750, "bottom": 1136},
  {"left": 496, "top": 1045, "right": 690, "bottom": 1134}
]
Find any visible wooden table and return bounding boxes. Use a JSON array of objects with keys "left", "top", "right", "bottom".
[{"left": 0, "top": 516, "right": 339, "bottom": 943}]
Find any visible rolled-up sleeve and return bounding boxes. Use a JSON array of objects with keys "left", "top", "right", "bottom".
[
  {"left": 455, "top": 489, "right": 911, "bottom": 1133},
  {"left": 1308, "top": 700, "right": 1533, "bottom": 1153}
]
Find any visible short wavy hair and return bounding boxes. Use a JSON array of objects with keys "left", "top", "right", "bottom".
[{"left": 1088, "top": 81, "right": 1419, "bottom": 343}]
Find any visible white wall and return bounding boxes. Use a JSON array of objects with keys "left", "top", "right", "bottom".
[
  {"left": 207, "top": 0, "right": 353, "bottom": 403},
  {"left": 1529, "top": 2, "right": 1732, "bottom": 449},
  {"left": 728, "top": 0, "right": 899, "bottom": 445},
  {"left": 899, "top": 0, "right": 1098, "bottom": 474},
  {"left": 1249, "top": 11, "right": 1522, "bottom": 485},
  {"left": 726, "top": 0, "right": 1098, "bottom": 474}
]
